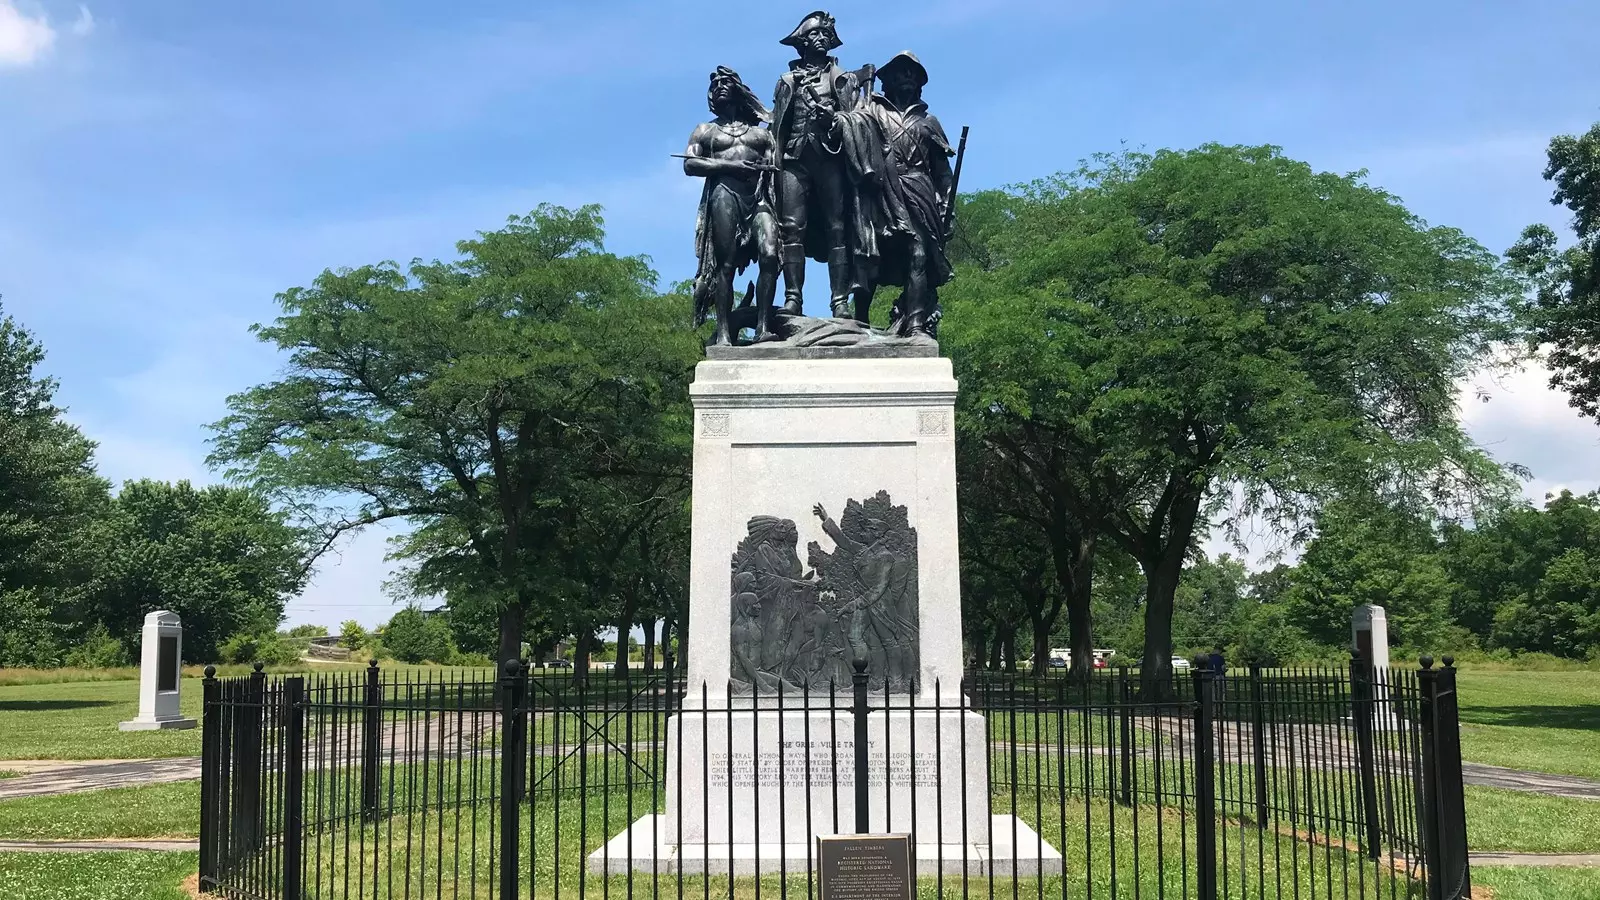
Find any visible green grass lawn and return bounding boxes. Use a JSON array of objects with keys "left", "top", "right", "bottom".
[
  {"left": 0, "top": 782, "right": 199, "bottom": 840},
  {"left": 1465, "top": 786, "right": 1600, "bottom": 854},
  {"left": 0, "top": 678, "right": 204, "bottom": 760},
  {"left": 1475, "top": 866, "right": 1600, "bottom": 900},
  {"left": 1454, "top": 669, "right": 1600, "bottom": 779},
  {"left": 0, "top": 851, "right": 196, "bottom": 900}
]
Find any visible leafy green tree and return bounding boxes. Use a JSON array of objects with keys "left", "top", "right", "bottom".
[
  {"left": 0, "top": 301, "right": 113, "bottom": 666},
  {"left": 1507, "top": 121, "right": 1600, "bottom": 418},
  {"left": 339, "top": 619, "right": 367, "bottom": 650},
  {"left": 1491, "top": 548, "right": 1600, "bottom": 658},
  {"left": 1440, "top": 490, "right": 1600, "bottom": 640},
  {"left": 380, "top": 607, "right": 456, "bottom": 664},
  {"left": 211, "top": 206, "right": 700, "bottom": 663},
  {"left": 1172, "top": 553, "right": 1249, "bottom": 651},
  {"left": 96, "top": 480, "right": 309, "bottom": 660},
  {"left": 1284, "top": 502, "right": 1454, "bottom": 651},
  {"left": 943, "top": 146, "right": 1518, "bottom": 691}
]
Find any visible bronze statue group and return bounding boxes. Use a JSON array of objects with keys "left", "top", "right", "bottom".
[{"left": 683, "top": 11, "right": 961, "bottom": 346}]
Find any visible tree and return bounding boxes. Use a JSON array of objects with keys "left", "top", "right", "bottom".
[
  {"left": 0, "top": 301, "right": 112, "bottom": 667},
  {"left": 95, "top": 480, "right": 309, "bottom": 660},
  {"left": 1491, "top": 548, "right": 1600, "bottom": 658},
  {"left": 210, "top": 206, "right": 700, "bottom": 663},
  {"left": 381, "top": 607, "right": 456, "bottom": 664},
  {"left": 943, "top": 146, "right": 1518, "bottom": 692},
  {"left": 339, "top": 619, "right": 367, "bottom": 650},
  {"left": 1507, "top": 121, "right": 1600, "bottom": 419},
  {"left": 1283, "top": 502, "right": 1454, "bottom": 651}
]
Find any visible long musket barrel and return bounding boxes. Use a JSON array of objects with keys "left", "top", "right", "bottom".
[{"left": 943, "top": 125, "right": 970, "bottom": 233}]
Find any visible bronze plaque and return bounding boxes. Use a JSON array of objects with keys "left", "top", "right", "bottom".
[
  {"left": 158, "top": 636, "right": 179, "bottom": 692},
  {"left": 817, "top": 833, "right": 913, "bottom": 900}
]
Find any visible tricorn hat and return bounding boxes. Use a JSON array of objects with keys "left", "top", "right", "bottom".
[
  {"left": 876, "top": 51, "right": 928, "bottom": 87},
  {"left": 780, "top": 10, "right": 842, "bottom": 50}
]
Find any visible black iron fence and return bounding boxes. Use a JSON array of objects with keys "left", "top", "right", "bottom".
[{"left": 198, "top": 655, "right": 1471, "bottom": 899}]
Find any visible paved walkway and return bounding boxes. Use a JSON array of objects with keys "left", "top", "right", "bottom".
[
  {"left": 0, "top": 838, "right": 198, "bottom": 853},
  {"left": 1471, "top": 851, "right": 1600, "bottom": 867},
  {"left": 1461, "top": 763, "right": 1600, "bottom": 801},
  {"left": 4, "top": 755, "right": 1599, "bottom": 804},
  {"left": 0, "top": 758, "right": 201, "bottom": 800}
]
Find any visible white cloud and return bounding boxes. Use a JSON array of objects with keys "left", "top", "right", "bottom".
[
  {"left": 68, "top": 4, "right": 90, "bottom": 37},
  {"left": 0, "top": 0, "right": 55, "bottom": 67}
]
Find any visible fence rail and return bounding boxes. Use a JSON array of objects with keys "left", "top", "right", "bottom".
[{"left": 199, "top": 654, "right": 1472, "bottom": 899}]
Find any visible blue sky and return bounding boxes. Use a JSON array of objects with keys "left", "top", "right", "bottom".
[{"left": 3, "top": 0, "right": 1598, "bottom": 628}]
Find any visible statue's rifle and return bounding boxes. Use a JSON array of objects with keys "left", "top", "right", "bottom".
[{"left": 943, "top": 125, "right": 970, "bottom": 234}]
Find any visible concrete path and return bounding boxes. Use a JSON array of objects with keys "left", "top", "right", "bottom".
[
  {"left": 3, "top": 755, "right": 1598, "bottom": 803},
  {"left": 1461, "top": 763, "right": 1600, "bottom": 801},
  {"left": 1471, "top": 851, "right": 1600, "bottom": 867},
  {"left": 0, "top": 838, "right": 198, "bottom": 853},
  {"left": 0, "top": 758, "right": 201, "bottom": 800}
]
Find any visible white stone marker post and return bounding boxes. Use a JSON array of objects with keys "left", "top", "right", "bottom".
[
  {"left": 1351, "top": 603, "right": 1395, "bottom": 729},
  {"left": 119, "top": 609, "right": 197, "bottom": 731}
]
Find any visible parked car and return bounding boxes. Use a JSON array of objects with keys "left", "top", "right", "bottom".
[
  {"left": 1170, "top": 655, "right": 1192, "bottom": 671},
  {"left": 544, "top": 658, "right": 572, "bottom": 668},
  {"left": 1047, "top": 656, "right": 1067, "bottom": 669}
]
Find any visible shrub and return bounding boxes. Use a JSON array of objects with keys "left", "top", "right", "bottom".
[
  {"left": 218, "top": 630, "right": 300, "bottom": 666},
  {"left": 63, "top": 623, "right": 128, "bottom": 668},
  {"left": 381, "top": 607, "right": 455, "bottom": 664},
  {"left": 339, "top": 619, "right": 366, "bottom": 650}
]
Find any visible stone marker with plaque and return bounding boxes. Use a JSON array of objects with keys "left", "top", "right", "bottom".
[{"left": 119, "top": 609, "right": 197, "bottom": 731}]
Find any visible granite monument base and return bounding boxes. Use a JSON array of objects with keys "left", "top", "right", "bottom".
[
  {"left": 118, "top": 717, "right": 197, "bottom": 731},
  {"left": 587, "top": 814, "right": 1063, "bottom": 876}
]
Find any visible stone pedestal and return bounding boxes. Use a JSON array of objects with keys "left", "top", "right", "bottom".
[
  {"left": 590, "top": 352, "right": 1059, "bottom": 875},
  {"left": 119, "top": 610, "right": 196, "bottom": 731}
]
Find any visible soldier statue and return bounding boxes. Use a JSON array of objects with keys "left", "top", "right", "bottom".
[
  {"left": 771, "top": 11, "right": 910, "bottom": 318},
  {"left": 683, "top": 67, "right": 781, "bottom": 345},
  {"left": 864, "top": 52, "right": 955, "bottom": 338}
]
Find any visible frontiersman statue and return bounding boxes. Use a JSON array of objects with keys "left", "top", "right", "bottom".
[
  {"left": 771, "top": 11, "right": 910, "bottom": 318},
  {"left": 866, "top": 52, "right": 955, "bottom": 338},
  {"left": 683, "top": 67, "right": 781, "bottom": 346}
]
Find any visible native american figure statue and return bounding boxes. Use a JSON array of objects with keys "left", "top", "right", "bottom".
[{"left": 684, "top": 67, "right": 781, "bottom": 346}]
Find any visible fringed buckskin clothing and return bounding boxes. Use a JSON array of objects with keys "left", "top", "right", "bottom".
[
  {"left": 692, "top": 172, "right": 772, "bottom": 326},
  {"left": 867, "top": 92, "right": 954, "bottom": 291}
]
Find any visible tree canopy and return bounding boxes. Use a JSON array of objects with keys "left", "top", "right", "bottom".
[
  {"left": 943, "top": 145, "right": 1520, "bottom": 690},
  {"left": 210, "top": 205, "right": 700, "bottom": 663}
]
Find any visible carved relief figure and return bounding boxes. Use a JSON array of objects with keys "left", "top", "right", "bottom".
[{"left": 729, "top": 491, "right": 919, "bottom": 694}]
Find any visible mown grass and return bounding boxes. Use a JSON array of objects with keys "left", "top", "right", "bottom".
[
  {"left": 0, "top": 678, "right": 204, "bottom": 759},
  {"left": 1473, "top": 866, "right": 1600, "bottom": 900},
  {"left": 0, "top": 850, "right": 195, "bottom": 900},
  {"left": 1454, "top": 669, "right": 1600, "bottom": 779},
  {"left": 0, "top": 781, "right": 200, "bottom": 840},
  {"left": 270, "top": 785, "right": 1418, "bottom": 900}
]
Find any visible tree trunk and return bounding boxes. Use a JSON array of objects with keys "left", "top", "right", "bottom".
[
  {"left": 988, "top": 630, "right": 1005, "bottom": 671},
  {"left": 574, "top": 630, "right": 593, "bottom": 680},
  {"left": 497, "top": 603, "right": 524, "bottom": 666},
  {"left": 1003, "top": 630, "right": 1018, "bottom": 674},
  {"left": 642, "top": 619, "right": 656, "bottom": 673},
  {"left": 1030, "top": 615, "right": 1051, "bottom": 676},
  {"left": 1067, "top": 534, "right": 1096, "bottom": 683},
  {"left": 967, "top": 622, "right": 988, "bottom": 672},
  {"left": 614, "top": 594, "right": 639, "bottom": 676},
  {"left": 1136, "top": 482, "right": 1204, "bottom": 698}
]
